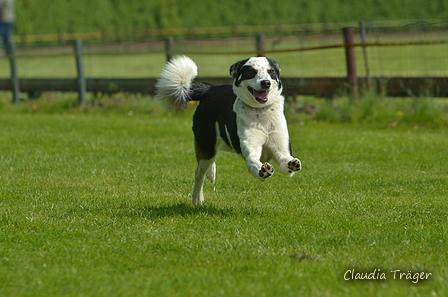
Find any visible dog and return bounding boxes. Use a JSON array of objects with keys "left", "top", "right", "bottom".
[{"left": 155, "top": 56, "right": 301, "bottom": 206}]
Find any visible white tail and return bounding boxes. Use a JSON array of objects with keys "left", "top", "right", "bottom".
[{"left": 155, "top": 56, "right": 198, "bottom": 112}]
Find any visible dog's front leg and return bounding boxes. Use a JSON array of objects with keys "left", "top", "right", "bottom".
[
  {"left": 243, "top": 149, "right": 274, "bottom": 181},
  {"left": 267, "top": 132, "right": 302, "bottom": 176},
  {"left": 240, "top": 132, "right": 274, "bottom": 181}
]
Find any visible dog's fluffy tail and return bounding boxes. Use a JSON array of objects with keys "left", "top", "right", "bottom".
[{"left": 155, "top": 56, "right": 199, "bottom": 112}]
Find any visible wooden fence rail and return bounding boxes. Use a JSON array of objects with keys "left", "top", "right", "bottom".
[
  {"left": 2, "top": 28, "right": 448, "bottom": 103},
  {"left": 12, "top": 19, "right": 448, "bottom": 45},
  {"left": 1, "top": 77, "right": 447, "bottom": 98}
]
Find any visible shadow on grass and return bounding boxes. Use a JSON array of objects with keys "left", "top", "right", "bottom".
[
  {"left": 135, "top": 202, "right": 259, "bottom": 219},
  {"left": 62, "top": 200, "right": 259, "bottom": 221}
]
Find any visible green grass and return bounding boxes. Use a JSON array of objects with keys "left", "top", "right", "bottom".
[
  {"left": 291, "top": 95, "right": 448, "bottom": 127},
  {"left": 0, "top": 97, "right": 447, "bottom": 296}
]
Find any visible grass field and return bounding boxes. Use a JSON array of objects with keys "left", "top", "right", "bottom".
[{"left": 0, "top": 100, "right": 447, "bottom": 296}]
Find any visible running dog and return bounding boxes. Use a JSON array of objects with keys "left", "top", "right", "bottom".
[{"left": 155, "top": 56, "right": 301, "bottom": 206}]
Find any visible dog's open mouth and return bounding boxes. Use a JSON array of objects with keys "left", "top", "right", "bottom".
[{"left": 248, "top": 87, "right": 269, "bottom": 103}]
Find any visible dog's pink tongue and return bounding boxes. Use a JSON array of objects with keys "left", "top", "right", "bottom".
[{"left": 253, "top": 90, "right": 268, "bottom": 100}]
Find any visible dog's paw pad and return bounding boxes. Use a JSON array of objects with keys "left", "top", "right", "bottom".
[
  {"left": 287, "top": 158, "right": 302, "bottom": 173},
  {"left": 259, "top": 162, "right": 274, "bottom": 180}
]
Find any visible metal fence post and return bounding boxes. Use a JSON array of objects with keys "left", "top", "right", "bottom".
[
  {"left": 74, "top": 39, "right": 87, "bottom": 105},
  {"left": 6, "top": 43, "right": 20, "bottom": 103},
  {"left": 343, "top": 27, "right": 359, "bottom": 100}
]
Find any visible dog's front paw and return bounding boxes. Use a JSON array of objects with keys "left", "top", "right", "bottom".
[
  {"left": 287, "top": 158, "right": 302, "bottom": 173},
  {"left": 259, "top": 162, "right": 274, "bottom": 180}
]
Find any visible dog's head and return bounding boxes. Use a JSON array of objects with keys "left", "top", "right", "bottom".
[{"left": 230, "top": 57, "right": 283, "bottom": 108}]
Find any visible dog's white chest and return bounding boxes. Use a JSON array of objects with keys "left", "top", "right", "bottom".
[{"left": 233, "top": 98, "right": 285, "bottom": 134}]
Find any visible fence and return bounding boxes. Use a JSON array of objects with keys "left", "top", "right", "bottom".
[
  {"left": 1, "top": 20, "right": 448, "bottom": 103},
  {"left": 10, "top": 19, "right": 448, "bottom": 45}
]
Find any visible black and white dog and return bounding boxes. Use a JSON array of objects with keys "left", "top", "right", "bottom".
[{"left": 155, "top": 56, "right": 301, "bottom": 206}]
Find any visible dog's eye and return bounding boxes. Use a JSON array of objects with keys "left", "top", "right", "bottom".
[
  {"left": 248, "top": 69, "right": 256, "bottom": 75},
  {"left": 268, "top": 69, "right": 275, "bottom": 75}
]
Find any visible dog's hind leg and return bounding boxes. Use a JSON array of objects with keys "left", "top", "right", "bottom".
[
  {"left": 206, "top": 162, "right": 216, "bottom": 183},
  {"left": 192, "top": 158, "right": 216, "bottom": 206},
  {"left": 192, "top": 139, "right": 221, "bottom": 206}
]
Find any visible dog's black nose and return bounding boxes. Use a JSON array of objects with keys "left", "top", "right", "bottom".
[{"left": 260, "top": 80, "right": 271, "bottom": 89}]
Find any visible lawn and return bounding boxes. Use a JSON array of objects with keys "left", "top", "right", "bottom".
[{"left": 0, "top": 104, "right": 447, "bottom": 296}]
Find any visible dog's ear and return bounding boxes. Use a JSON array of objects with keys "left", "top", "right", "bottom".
[
  {"left": 267, "top": 58, "right": 282, "bottom": 90},
  {"left": 229, "top": 59, "right": 249, "bottom": 78},
  {"left": 267, "top": 58, "right": 281, "bottom": 77}
]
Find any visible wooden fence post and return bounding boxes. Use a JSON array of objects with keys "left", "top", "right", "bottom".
[
  {"left": 165, "top": 36, "right": 174, "bottom": 62},
  {"left": 74, "top": 39, "right": 87, "bottom": 105},
  {"left": 342, "top": 27, "right": 359, "bottom": 100},
  {"left": 256, "top": 34, "right": 266, "bottom": 57},
  {"left": 359, "top": 21, "right": 371, "bottom": 91},
  {"left": 6, "top": 43, "right": 20, "bottom": 104}
]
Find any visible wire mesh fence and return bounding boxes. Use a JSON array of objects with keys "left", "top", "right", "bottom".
[{"left": 1, "top": 20, "right": 448, "bottom": 98}]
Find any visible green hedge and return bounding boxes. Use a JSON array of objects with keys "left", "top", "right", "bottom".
[{"left": 15, "top": 0, "right": 448, "bottom": 35}]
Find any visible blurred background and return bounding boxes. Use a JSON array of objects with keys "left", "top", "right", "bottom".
[{"left": 0, "top": 0, "right": 447, "bottom": 93}]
